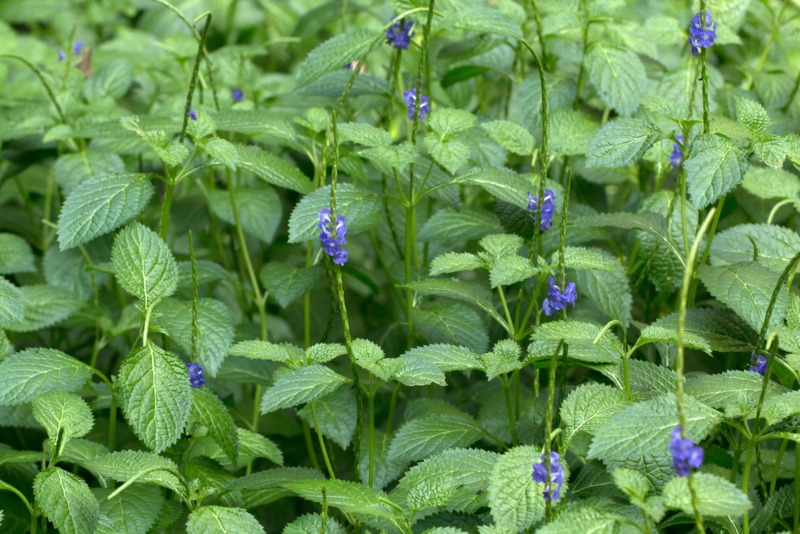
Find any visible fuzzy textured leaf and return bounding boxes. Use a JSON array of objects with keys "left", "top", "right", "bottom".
[
  {"left": 260, "top": 364, "right": 349, "bottom": 414},
  {"left": 34, "top": 467, "right": 99, "bottom": 534},
  {"left": 112, "top": 222, "right": 178, "bottom": 308},
  {"left": 0, "top": 348, "right": 92, "bottom": 406}
]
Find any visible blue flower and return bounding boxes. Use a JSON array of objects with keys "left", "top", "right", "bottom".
[
  {"left": 670, "top": 134, "right": 684, "bottom": 168},
  {"left": 748, "top": 353, "right": 767, "bottom": 375},
  {"left": 688, "top": 11, "right": 717, "bottom": 55},
  {"left": 669, "top": 426, "right": 704, "bottom": 477},
  {"left": 232, "top": 88, "right": 243, "bottom": 102},
  {"left": 532, "top": 451, "right": 565, "bottom": 501},
  {"left": 527, "top": 189, "right": 557, "bottom": 231},
  {"left": 387, "top": 20, "right": 414, "bottom": 50},
  {"left": 58, "top": 49, "right": 66, "bottom": 62},
  {"left": 73, "top": 40, "right": 84, "bottom": 55},
  {"left": 403, "top": 88, "right": 430, "bottom": 120},
  {"left": 186, "top": 362, "right": 205, "bottom": 388},
  {"left": 542, "top": 277, "right": 577, "bottom": 316},
  {"left": 318, "top": 208, "right": 349, "bottom": 266},
  {"left": 188, "top": 108, "right": 197, "bottom": 121}
]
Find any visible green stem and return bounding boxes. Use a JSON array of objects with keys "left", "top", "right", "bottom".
[
  {"left": 794, "top": 442, "right": 800, "bottom": 533},
  {"left": 310, "top": 402, "right": 336, "bottom": 480},
  {"left": 302, "top": 420, "right": 322, "bottom": 472},
  {"left": 385, "top": 382, "right": 402, "bottom": 436},
  {"left": 159, "top": 180, "right": 175, "bottom": 240},
  {"left": 742, "top": 442, "right": 756, "bottom": 534},
  {"left": 573, "top": 17, "right": 591, "bottom": 110},
  {"left": 528, "top": 0, "right": 548, "bottom": 64},
  {"left": 768, "top": 439, "right": 788, "bottom": 497},
  {"left": 0, "top": 55, "right": 67, "bottom": 123},
  {"left": 501, "top": 377, "right": 519, "bottom": 446},
  {"left": 368, "top": 387, "right": 376, "bottom": 487},
  {"left": 689, "top": 195, "right": 725, "bottom": 307},
  {"left": 542, "top": 341, "right": 562, "bottom": 523},
  {"left": 179, "top": 14, "right": 212, "bottom": 143},
  {"left": 698, "top": 0, "right": 710, "bottom": 134}
]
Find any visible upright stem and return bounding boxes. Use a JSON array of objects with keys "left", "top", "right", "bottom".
[
  {"left": 368, "top": 387, "right": 376, "bottom": 486},
  {"left": 501, "top": 378, "right": 519, "bottom": 446},
  {"left": 528, "top": 0, "right": 548, "bottom": 64},
  {"left": 179, "top": 14, "right": 212, "bottom": 144},
  {"left": 310, "top": 402, "right": 336, "bottom": 480},
  {"left": 542, "top": 341, "right": 562, "bottom": 523},
  {"left": 794, "top": 442, "right": 800, "bottom": 533}
]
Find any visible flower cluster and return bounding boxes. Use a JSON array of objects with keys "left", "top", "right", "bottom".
[
  {"left": 403, "top": 88, "right": 431, "bottom": 120},
  {"left": 527, "top": 189, "right": 557, "bottom": 230},
  {"left": 688, "top": 11, "right": 717, "bottom": 55},
  {"left": 669, "top": 426, "right": 704, "bottom": 477},
  {"left": 670, "top": 134, "right": 684, "bottom": 168},
  {"left": 386, "top": 20, "right": 414, "bottom": 50},
  {"left": 232, "top": 88, "right": 244, "bottom": 102},
  {"left": 542, "top": 277, "right": 577, "bottom": 316},
  {"left": 186, "top": 362, "right": 205, "bottom": 388},
  {"left": 58, "top": 40, "right": 84, "bottom": 61},
  {"left": 318, "top": 208, "right": 348, "bottom": 266},
  {"left": 748, "top": 353, "right": 767, "bottom": 375},
  {"left": 532, "top": 452, "right": 565, "bottom": 501}
]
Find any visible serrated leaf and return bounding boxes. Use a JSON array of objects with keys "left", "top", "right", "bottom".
[
  {"left": 406, "top": 278, "right": 498, "bottom": 321},
  {"left": 227, "top": 340, "right": 300, "bottom": 363},
  {"left": 32, "top": 390, "right": 93, "bottom": 446},
  {"left": 399, "top": 344, "right": 483, "bottom": 373},
  {"left": 389, "top": 413, "right": 483, "bottom": 464},
  {"left": 549, "top": 109, "right": 598, "bottom": 156},
  {"left": 413, "top": 303, "right": 489, "bottom": 355},
  {"left": 419, "top": 208, "right": 504, "bottom": 245},
  {"left": 43, "top": 243, "right": 108, "bottom": 301},
  {"left": 260, "top": 364, "right": 349, "bottom": 414},
  {"left": 190, "top": 388, "right": 239, "bottom": 465},
  {"left": 259, "top": 262, "right": 323, "bottom": 309},
  {"left": 640, "top": 307, "right": 755, "bottom": 353},
  {"left": 209, "top": 186, "right": 282, "bottom": 243},
  {"left": 684, "top": 134, "right": 749, "bottom": 209},
  {"left": 685, "top": 370, "right": 783, "bottom": 419},
  {"left": 0, "top": 348, "right": 92, "bottom": 405},
  {"left": 710, "top": 224, "right": 800, "bottom": 272},
  {"left": 83, "top": 451, "right": 184, "bottom": 494},
  {"left": 296, "top": 29, "right": 375, "bottom": 87},
  {"left": 282, "top": 479, "right": 401, "bottom": 521},
  {"left": 392, "top": 356, "right": 447, "bottom": 386},
  {"left": 53, "top": 151, "right": 125, "bottom": 197},
  {"left": 574, "top": 269, "right": 632, "bottom": 327},
  {"left": 455, "top": 167, "right": 534, "bottom": 209},
  {"left": 428, "top": 108, "right": 477, "bottom": 137},
  {"left": 34, "top": 467, "right": 99, "bottom": 534},
  {"left": 699, "top": 262, "right": 789, "bottom": 332},
  {"left": 288, "top": 184, "right": 380, "bottom": 243},
  {"left": 425, "top": 136, "right": 470, "bottom": 175},
  {"left": 0, "top": 277, "right": 23, "bottom": 324},
  {"left": 0, "top": 284, "right": 82, "bottom": 332},
  {"left": 452, "top": 5, "right": 522, "bottom": 39},
  {"left": 586, "top": 44, "right": 647, "bottom": 115},
  {"left": 430, "top": 252, "right": 483, "bottom": 276},
  {"left": 358, "top": 142, "right": 418, "bottom": 174},
  {"left": 753, "top": 134, "right": 788, "bottom": 169},
  {"left": 481, "top": 120, "right": 534, "bottom": 156},
  {"left": 94, "top": 484, "right": 163, "bottom": 534},
  {"left": 586, "top": 118, "right": 660, "bottom": 168},
  {"left": 338, "top": 122, "right": 392, "bottom": 147},
  {"left": 488, "top": 255, "right": 536, "bottom": 288},
  {"left": 530, "top": 321, "right": 623, "bottom": 364},
  {"left": 236, "top": 145, "right": 313, "bottom": 193},
  {"left": 203, "top": 138, "right": 238, "bottom": 170},
  {"left": 736, "top": 97, "right": 770, "bottom": 134},
  {"left": 612, "top": 467, "right": 649, "bottom": 500},
  {"left": 57, "top": 174, "right": 154, "bottom": 251},
  {"left": 117, "top": 344, "right": 191, "bottom": 453},
  {"left": 742, "top": 167, "right": 800, "bottom": 200},
  {"left": 305, "top": 343, "right": 347, "bottom": 363},
  {"left": 663, "top": 472, "right": 751, "bottom": 517},
  {"left": 560, "top": 247, "right": 624, "bottom": 273},
  {"left": 186, "top": 506, "right": 265, "bottom": 534},
  {"left": 297, "top": 387, "right": 356, "bottom": 449},
  {"left": 0, "top": 233, "right": 35, "bottom": 274},
  {"left": 111, "top": 222, "right": 178, "bottom": 308},
  {"left": 488, "top": 446, "right": 546, "bottom": 530},
  {"left": 283, "top": 513, "right": 346, "bottom": 534},
  {"left": 536, "top": 508, "right": 621, "bottom": 534},
  {"left": 561, "top": 383, "right": 630, "bottom": 445}
]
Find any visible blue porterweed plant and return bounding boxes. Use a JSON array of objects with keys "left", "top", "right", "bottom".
[{"left": 0, "top": 0, "right": 799, "bottom": 533}]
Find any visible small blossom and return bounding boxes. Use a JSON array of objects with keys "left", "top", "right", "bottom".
[
  {"left": 669, "top": 426, "right": 704, "bottom": 477},
  {"left": 73, "top": 40, "right": 84, "bottom": 55},
  {"left": 532, "top": 452, "right": 565, "bottom": 501},
  {"left": 748, "top": 353, "right": 767, "bottom": 375},
  {"left": 542, "top": 277, "right": 577, "bottom": 316},
  {"left": 188, "top": 108, "right": 197, "bottom": 121},
  {"left": 386, "top": 20, "right": 414, "bottom": 50},
  {"left": 344, "top": 61, "right": 367, "bottom": 73},
  {"left": 403, "top": 88, "right": 430, "bottom": 120},
  {"left": 231, "top": 88, "right": 243, "bottom": 102},
  {"left": 58, "top": 49, "right": 66, "bottom": 62},
  {"left": 688, "top": 11, "right": 717, "bottom": 55},
  {"left": 670, "top": 134, "right": 684, "bottom": 168},
  {"left": 318, "top": 208, "right": 349, "bottom": 266},
  {"left": 186, "top": 362, "right": 205, "bottom": 388},
  {"left": 527, "top": 189, "right": 557, "bottom": 231}
]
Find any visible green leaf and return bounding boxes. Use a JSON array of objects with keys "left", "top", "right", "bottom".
[
  {"left": 111, "top": 222, "right": 178, "bottom": 308},
  {"left": 284, "top": 513, "right": 346, "bottom": 534},
  {"left": 488, "top": 446, "right": 546, "bottom": 531},
  {"left": 574, "top": 269, "right": 632, "bottom": 327},
  {"left": 451, "top": 5, "right": 522, "bottom": 39},
  {"left": 455, "top": 167, "right": 535, "bottom": 209},
  {"left": 0, "top": 233, "right": 35, "bottom": 274},
  {"left": 288, "top": 184, "right": 380, "bottom": 243},
  {"left": 34, "top": 467, "right": 99, "bottom": 534},
  {"left": 413, "top": 303, "right": 489, "bottom": 355},
  {"left": 358, "top": 142, "right": 418, "bottom": 174},
  {"left": 536, "top": 508, "right": 622, "bottom": 534},
  {"left": 43, "top": 244, "right": 107, "bottom": 301},
  {"left": 282, "top": 479, "right": 401, "bottom": 521},
  {"left": 0, "top": 348, "right": 92, "bottom": 405},
  {"left": 663, "top": 472, "right": 751, "bottom": 517},
  {"left": 428, "top": 108, "right": 478, "bottom": 137},
  {"left": 260, "top": 364, "right": 349, "bottom": 414},
  {"left": 560, "top": 247, "right": 624, "bottom": 273},
  {"left": 54, "top": 151, "right": 125, "bottom": 197},
  {"left": 190, "top": 388, "right": 239, "bottom": 465},
  {"left": 530, "top": 321, "right": 623, "bottom": 364},
  {"left": 83, "top": 451, "right": 184, "bottom": 494},
  {"left": 117, "top": 344, "right": 191, "bottom": 454},
  {"left": 753, "top": 134, "right": 788, "bottom": 169},
  {"left": 612, "top": 467, "right": 649, "bottom": 500},
  {"left": 561, "top": 383, "right": 630, "bottom": 446},
  {"left": 481, "top": 120, "right": 534, "bottom": 156},
  {"left": 759, "top": 390, "right": 800, "bottom": 426},
  {"left": 430, "top": 252, "right": 484, "bottom": 276},
  {"left": 84, "top": 59, "right": 133, "bottom": 101},
  {"left": 684, "top": 134, "right": 750, "bottom": 210},
  {"left": 699, "top": 262, "right": 789, "bottom": 332},
  {"left": 736, "top": 97, "right": 770, "bottom": 134},
  {"left": 586, "top": 118, "right": 660, "bottom": 168},
  {"left": 0, "top": 284, "right": 82, "bottom": 332},
  {"left": 389, "top": 413, "right": 483, "bottom": 464},
  {"left": 236, "top": 145, "right": 313, "bottom": 194},
  {"left": 406, "top": 278, "right": 499, "bottom": 322},
  {"left": 203, "top": 138, "right": 238, "bottom": 170},
  {"left": 425, "top": 136, "right": 470, "bottom": 175},
  {"left": 185, "top": 506, "right": 264, "bottom": 534},
  {"left": 32, "top": 390, "right": 93, "bottom": 446},
  {"left": 227, "top": 340, "right": 301, "bottom": 363},
  {"left": 212, "top": 110, "right": 296, "bottom": 141},
  {"left": 94, "top": 484, "right": 163, "bottom": 534},
  {"left": 338, "top": 122, "right": 392, "bottom": 147},
  {"left": 586, "top": 44, "right": 647, "bottom": 115},
  {"left": 481, "top": 339, "right": 522, "bottom": 381},
  {"left": 640, "top": 308, "right": 755, "bottom": 353},
  {"left": 711, "top": 224, "right": 800, "bottom": 272},
  {"left": 296, "top": 29, "right": 375, "bottom": 87},
  {"left": 57, "top": 173, "right": 154, "bottom": 251},
  {"left": 260, "top": 262, "right": 323, "bottom": 309},
  {"left": 399, "top": 344, "right": 483, "bottom": 373},
  {"left": 685, "top": 370, "right": 783, "bottom": 418},
  {"left": 297, "top": 387, "right": 356, "bottom": 449},
  {"left": 588, "top": 394, "right": 721, "bottom": 463},
  {"left": 0, "top": 277, "right": 23, "bottom": 324},
  {"left": 488, "top": 255, "right": 537, "bottom": 288},
  {"left": 741, "top": 167, "right": 800, "bottom": 201},
  {"left": 418, "top": 208, "right": 504, "bottom": 245},
  {"left": 549, "top": 109, "right": 598, "bottom": 156},
  {"left": 390, "top": 356, "right": 447, "bottom": 387},
  {"left": 208, "top": 186, "right": 282, "bottom": 243}
]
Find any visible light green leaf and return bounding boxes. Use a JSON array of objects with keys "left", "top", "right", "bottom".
[
  {"left": 0, "top": 233, "right": 35, "bottom": 274},
  {"left": 488, "top": 446, "right": 546, "bottom": 531},
  {"left": 399, "top": 344, "right": 483, "bottom": 373},
  {"left": 413, "top": 303, "right": 489, "bottom": 355},
  {"left": 430, "top": 252, "right": 484, "bottom": 276},
  {"left": 227, "top": 340, "right": 301, "bottom": 363},
  {"left": 406, "top": 278, "right": 498, "bottom": 321},
  {"left": 305, "top": 343, "right": 347, "bottom": 364},
  {"left": 297, "top": 387, "right": 356, "bottom": 449},
  {"left": 612, "top": 467, "right": 649, "bottom": 500},
  {"left": 488, "top": 255, "right": 536, "bottom": 288},
  {"left": 0, "top": 277, "right": 23, "bottom": 324},
  {"left": 282, "top": 479, "right": 401, "bottom": 521},
  {"left": 236, "top": 145, "right": 313, "bottom": 194},
  {"left": 117, "top": 344, "right": 191, "bottom": 454},
  {"left": 0, "top": 348, "right": 92, "bottom": 405},
  {"left": 741, "top": 167, "right": 800, "bottom": 201},
  {"left": 389, "top": 413, "right": 483, "bottom": 464},
  {"left": 586, "top": 118, "right": 660, "bottom": 168},
  {"left": 481, "top": 339, "right": 522, "bottom": 381},
  {"left": 260, "top": 364, "right": 349, "bottom": 414},
  {"left": 639, "top": 308, "right": 755, "bottom": 353},
  {"left": 57, "top": 173, "right": 154, "bottom": 251},
  {"left": 190, "top": 388, "right": 239, "bottom": 465},
  {"left": 284, "top": 513, "right": 346, "bottom": 534},
  {"left": 561, "top": 383, "right": 630, "bottom": 445},
  {"left": 711, "top": 224, "right": 800, "bottom": 272},
  {"left": 418, "top": 208, "right": 504, "bottom": 245},
  {"left": 358, "top": 142, "right": 418, "bottom": 174},
  {"left": 455, "top": 167, "right": 534, "bottom": 209},
  {"left": 111, "top": 222, "right": 178, "bottom": 308},
  {"left": 574, "top": 269, "right": 632, "bottom": 327},
  {"left": 203, "top": 138, "right": 238, "bottom": 170},
  {"left": 663, "top": 472, "right": 751, "bottom": 517},
  {"left": 296, "top": 29, "right": 375, "bottom": 87},
  {"left": 481, "top": 120, "right": 534, "bottom": 156},
  {"left": 425, "top": 137, "right": 470, "bottom": 175},
  {"left": 549, "top": 109, "right": 599, "bottom": 156},
  {"left": 586, "top": 44, "right": 647, "bottom": 115},
  {"left": 34, "top": 467, "right": 99, "bottom": 534},
  {"left": 186, "top": 506, "right": 265, "bottom": 534},
  {"left": 753, "top": 134, "right": 788, "bottom": 170},
  {"left": 560, "top": 247, "right": 624, "bottom": 273},
  {"left": 684, "top": 134, "right": 749, "bottom": 209},
  {"left": 736, "top": 97, "right": 770, "bottom": 134},
  {"left": 44, "top": 244, "right": 107, "bottom": 301},
  {"left": 529, "top": 321, "right": 623, "bottom": 364},
  {"left": 536, "top": 508, "right": 621, "bottom": 534},
  {"left": 685, "top": 370, "right": 783, "bottom": 418},
  {"left": 288, "top": 184, "right": 380, "bottom": 243},
  {"left": 53, "top": 151, "right": 125, "bottom": 197},
  {"left": 212, "top": 110, "right": 296, "bottom": 141},
  {"left": 391, "top": 356, "right": 447, "bottom": 386},
  {"left": 209, "top": 186, "right": 282, "bottom": 244},
  {"left": 83, "top": 451, "right": 184, "bottom": 494},
  {"left": 32, "top": 390, "right": 93, "bottom": 446},
  {"left": 84, "top": 59, "right": 133, "bottom": 101},
  {"left": 759, "top": 390, "right": 800, "bottom": 426},
  {"left": 0, "top": 284, "right": 82, "bottom": 332},
  {"left": 94, "top": 484, "right": 163, "bottom": 534},
  {"left": 338, "top": 122, "right": 393, "bottom": 147},
  {"left": 428, "top": 108, "right": 477, "bottom": 137},
  {"left": 452, "top": 5, "right": 523, "bottom": 39}
]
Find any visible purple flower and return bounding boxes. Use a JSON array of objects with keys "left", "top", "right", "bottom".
[
  {"left": 386, "top": 20, "right": 414, "bottom": 50},
  {"left": 188, "top": 108, "right": 197, "bottom": 121},
  {"left": 542, "top": 277, "right": 577, "bottom": 316},
  {"left": 186, "top": 362, "right": 205, "bottom": 388},
  {"left": 669, "top": 426, "right": 704, "bottom": 477},
  {"left": 318, "top": 208, "right": 349, "bottom": 266},
  {"left": 527, "top": 189, "right": 557, "bottom": 230},
  {"left": 231, "top": 88, "right": 243, "bottom": 102},
  {"left": 532, "top": 452, "right": 565, "bottom": 501},
  {"left": 58, "top": 49, "right": 66, "bottom": 62},
  {"left": 748, "top": 353, "right": 767, "bottom": 375},
  {"left": 403, "top": 88, "right": 430, "bottom": 120},
  {"left": 688, "top": 11, "right": 717, "bottom": 55},
  {"left": 73, "top": 40, "right": 84, "bottom": 55},
  {"left": 670, "top": 134, "right": 684, "bottom": 168}
]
